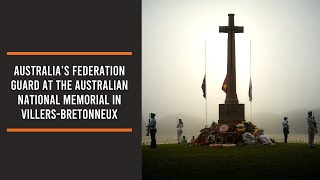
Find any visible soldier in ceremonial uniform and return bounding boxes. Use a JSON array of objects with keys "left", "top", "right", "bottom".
[
  {"left": 282, "top": 117, "right": 289, "bottom": 143},
  {"left": 177, "top": 119, "right": 184, "bottom": 144},
  {"left": 307, "top": 111, "right": 316, "bottom": 148},
  {"left": 148, "top": 113, "right": 157, "bottom": 148}
]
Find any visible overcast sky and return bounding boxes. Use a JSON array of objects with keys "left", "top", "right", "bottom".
[{"left": 142, "top": 0, "right": 320, "bottom": 126}]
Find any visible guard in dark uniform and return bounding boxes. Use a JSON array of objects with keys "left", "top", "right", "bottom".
[
  {"left": 148, "top": 113, "right": 157, "bottom": 148},
  {"left": 307, "top": 111, "right": 316, "bottom": 148},
  {"left": 282, "top": 117, "right": 289, "bottom": 143}
]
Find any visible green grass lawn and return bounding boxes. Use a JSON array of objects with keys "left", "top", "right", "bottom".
[{"left": 142, "top": 143, "right": 320, "bottom": 179}]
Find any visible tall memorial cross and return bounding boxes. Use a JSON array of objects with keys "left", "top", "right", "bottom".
[
  {"left": 217, "top": 14, "right": 245, "bottom": 124},
  {"left": 219, "top": 14, "right": 243, "bottom": 104}
]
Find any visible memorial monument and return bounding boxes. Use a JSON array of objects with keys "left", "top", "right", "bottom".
[
  {"left": 194, "top": 14, "right": 272, "bottom": 145},
  {"left": 218, "top": 14, "right": 245, "bottom": 124}
]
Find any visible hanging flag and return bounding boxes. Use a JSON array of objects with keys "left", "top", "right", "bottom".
[
  {"left": 222, "top": 75, "right": 227, "bottom": 93},
  {"left": 249, "top": 77, "right": 252, "bottom": 101},
  {"left": 201, "top": 75, "right": 206, "bottom": 98}
]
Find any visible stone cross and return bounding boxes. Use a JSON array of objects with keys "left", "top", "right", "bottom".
[{"left": 219, "top": 14, "right": 243, "bottom": 104}]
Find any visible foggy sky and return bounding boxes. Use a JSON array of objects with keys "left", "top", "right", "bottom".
[{"left": 142, "top": 0, "right": 320, "bottom": 127}]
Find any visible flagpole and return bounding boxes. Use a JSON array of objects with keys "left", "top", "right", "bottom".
[
  {"left": 250, "top": 40, "right": 252, "bottom": 122},
  {"left": 205, "top": 40, "right": 208, "bottom": 127}
]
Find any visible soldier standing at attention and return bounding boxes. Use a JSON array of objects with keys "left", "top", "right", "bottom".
[
  {"left": 177, "top": 119, "right": 184, "bottom": 144},
  {"left": 148, "top": 113, "right": 157, "bottom": 149},
  {"left": 307, "top": 111, "right": 316, "bottom": 148},
  {"left": 282, "top": 117, "right": 289, "bottom": 143}
]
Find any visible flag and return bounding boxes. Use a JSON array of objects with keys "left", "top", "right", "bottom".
[
  {"left": 201, "top": 75, "right": 206, "bottom": 98},
  {"left": 249, "top": 77, "right": 252, "bottom": 101},
  {"left": 222, "top": 75, "right": 227, "bottom": 93}
]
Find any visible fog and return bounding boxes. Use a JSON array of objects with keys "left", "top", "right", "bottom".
[{"left": 142, "top": 0, "right": 320, "bottom": 136}]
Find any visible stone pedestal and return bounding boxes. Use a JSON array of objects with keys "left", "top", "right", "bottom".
[{"left": 218, "top": 104, "right": 245, "bottom": 124}]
